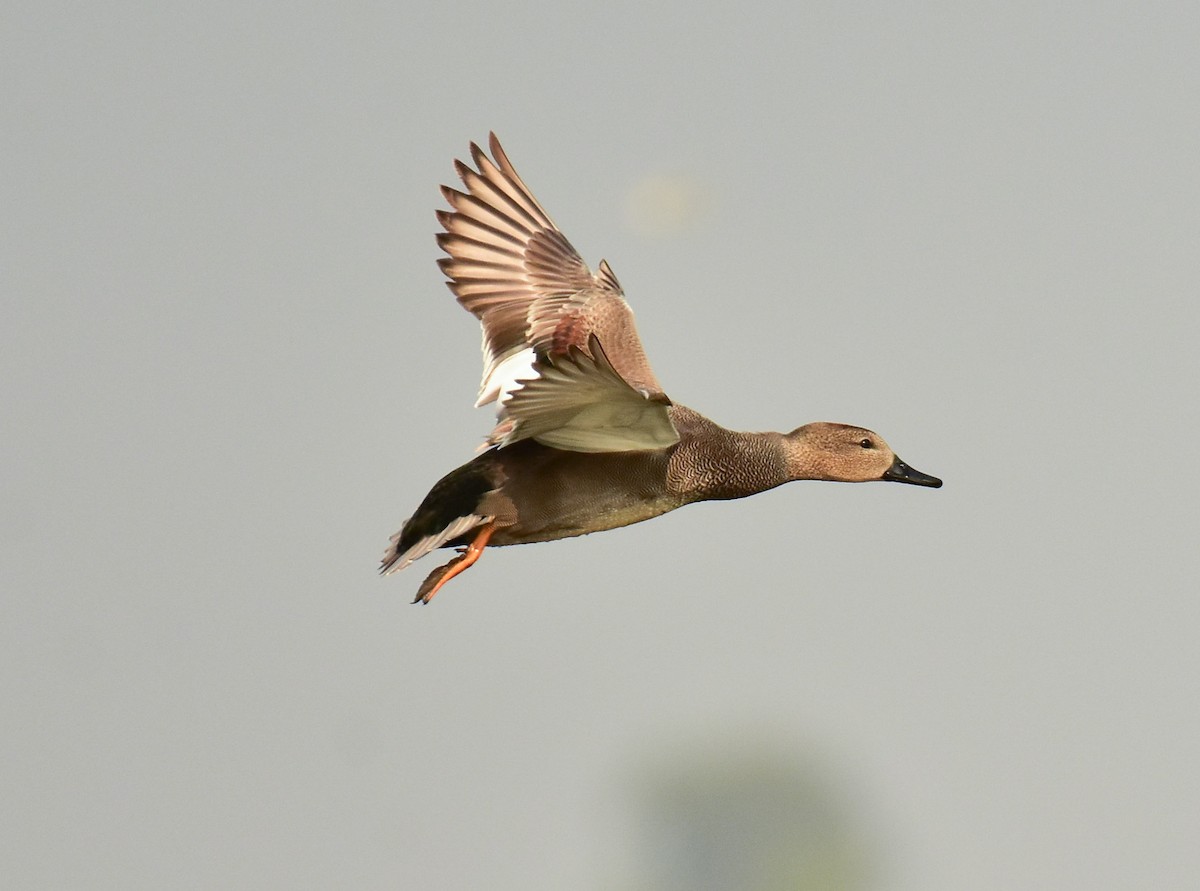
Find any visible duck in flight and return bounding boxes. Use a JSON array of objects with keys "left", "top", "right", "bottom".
[{"left": 382, "top": 134, "right": 942, "bottom": 603}]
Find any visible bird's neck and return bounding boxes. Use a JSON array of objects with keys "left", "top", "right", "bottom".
[{"left": 666, "top": 406, "right": 791, "bottom": 502}]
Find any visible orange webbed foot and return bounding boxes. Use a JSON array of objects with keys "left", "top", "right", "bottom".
[{"left": 412, "top": 523, "right": 496, "bottom": 604}]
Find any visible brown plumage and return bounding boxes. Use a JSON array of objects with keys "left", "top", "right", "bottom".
[{"left": 383, "top": 134, "right": 942, "bottom": 603}]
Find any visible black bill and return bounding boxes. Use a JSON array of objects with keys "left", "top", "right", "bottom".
[{"left": 882, "top": 456, "right": 943, "bottom": 488}]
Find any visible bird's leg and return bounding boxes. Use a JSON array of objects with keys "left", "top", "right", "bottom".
[{"left": 412, "top": 523, "right": 496, "bottom": 604}]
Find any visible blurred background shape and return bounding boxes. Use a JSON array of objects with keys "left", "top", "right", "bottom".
[{"left": 627, "top": 736, "right": 869, "bottom": 891}]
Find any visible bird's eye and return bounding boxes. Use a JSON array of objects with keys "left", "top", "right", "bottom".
[{"left": 859, "top": 438, "right": 873, "bottom": 449}]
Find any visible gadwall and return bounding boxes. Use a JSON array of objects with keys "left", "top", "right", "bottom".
[{"left": 383, "top": 134, "right": 942, "bottom": 603}]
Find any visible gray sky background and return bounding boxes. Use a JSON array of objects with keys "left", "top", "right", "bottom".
[{"left": 4, "top": 2, "right": 1198, "bottom": 888}]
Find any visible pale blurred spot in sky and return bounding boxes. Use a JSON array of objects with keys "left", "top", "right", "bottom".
[{"left": 624, "top": 173, "right": 714, "bottom": 238}]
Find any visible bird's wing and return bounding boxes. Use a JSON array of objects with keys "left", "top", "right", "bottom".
[
  {"left": 494, "top": 336, "right": 677, "bottom": 453},
  {"left": 438, "top": 134, "right": 669, "bottom": 427}
]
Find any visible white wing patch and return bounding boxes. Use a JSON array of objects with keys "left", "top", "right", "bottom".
[{"left": 476, "top": 346, "right": 539, "bottom": 408}]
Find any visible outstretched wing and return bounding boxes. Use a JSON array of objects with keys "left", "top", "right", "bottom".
[
  {"left": 438, "top": 134, "right": 675, "bottom": 452},
  {"left": 496, "top": 336, "right": 677, "bottom": 453}
]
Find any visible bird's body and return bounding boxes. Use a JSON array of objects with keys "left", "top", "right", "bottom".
[
  {"left": 394, "top": 406, "right": 789, "bottom": 552},
  {"left": 383, "top": 135, "right": 941, "bottom": 602}
]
